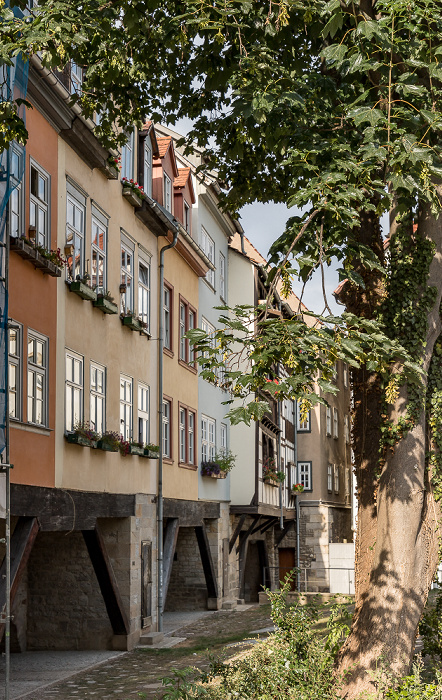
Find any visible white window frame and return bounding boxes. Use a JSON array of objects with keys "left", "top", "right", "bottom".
[
  {"left": 27, "top": 331, "right": 48, "bottom": 427},
  {"left": 163, "top": 283, "right": 172, "bottom": 351},
  {"left": 334, "top": 465, "right": 340, "bottom": 493},
  {"left": 90, "top": 361, "right": 106, "bottom": 435},
  {"left": 163, "top": 173, "right": 172, "bottom": 212},
  {"left": 30, "top": 159, "right": 50, "bottom": 249},
  {"left": 184, "top": 200, "right": 191, "bottom": 233},
  {"left": 120, "top": 374, "right": 133, "bottom": 441},
  {"left": 66, "top": 183, "right": 86, "bottom": 281},
  {"left": 296, "top": 403, "right": 311, "bottom": 432},
  {"left": 201, "top": 415, "right": 215, "bottom": 462},
  {"left": 333, "top": 408, "right": 339, "bottom": 439},
  {"left": 201, "top": 227, "right": 215, "bottom": 287},
  {"left": 327, "top": 464, "right": 333, "bottom": 492},
  {"left": 70, "top": 61, "right": 83, "bottom": 94},
  {"left": 138, "top": 256, "right": 151, "bottom": 332},
  {"left": 121, "top": 130, "right": 134, "bottom": 180},
  {"left": 344, "top": 415, "right": 350, "bottom": 444},
  {"left": 326, "top": 406, "right": 331, "bottom": 436},
  {"left": 178, "top": 405, "right": 196, "bottom": 465},
  {"left": 8, "top": 322, "right": 22, "bottom": 421},
  {"left": 220, "top": 423, "right": 227, "bottom": 454},
  {"left": 121, "top": 242, "right": 134, "bottom": 314},
  {"left": 138, "top": 383, "right": 150, "bottom": 445},
  {"left": 143, "top": 139, "right": 152, "bottom": 197},
  {"left": 65, "top": 349, "right": 83, "bottom": 432},
  {"left": 91, "top": 206, "right": 108, "bottom": 294},
  {"left": 298, "top": 461, "right": 312, "bottom": 491},
  {"left": 219, "top": 252, "right": 226, "bottom": 300},
  {"left": 9, "top": 143, "right": 24, "bottom": 239},
  {"left": 343, "top": 363, "right": 348, "bottom": 388},
  {"left": 163, "top": 398, "right": 171, "bottom": 458}
]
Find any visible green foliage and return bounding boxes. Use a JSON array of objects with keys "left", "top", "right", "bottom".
[{"left": 419, "top": 589, "right": 442, "bottom": 663}]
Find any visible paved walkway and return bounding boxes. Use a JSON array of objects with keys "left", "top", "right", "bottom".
[{"left": 0, "top": 605, "right": 272, "bottom": 700}]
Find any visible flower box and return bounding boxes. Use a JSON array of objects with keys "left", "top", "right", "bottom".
[
  {"left": 66, "top": 433, "right": 97, "bottom": 448},
  {"left": 69, "top": 281, "right": 97, "bottom": 302},
  {"left": 129, "top": 444, "right": 144, "bottom": 456},
  {"left": 203, "top": 471, "right": 227, "bottom": 479},
  {"left": 99, "top": 162, "right": 119, "bottom": 180},
  {"left": 93, "top": 296, "right": 119, "bottom": 315},
  {"left": 264, "top": 477, "right": 280, "bottom": 487},
  {"left": 96, "top": 439, "right": 118, "bottom": 452},
  {"left": 144, "top": 448, "right": 159, "bottom": 459},
  {"left": 122, "top": 187, "right": 143, "bottom": 207},
  {"left": 10, "top": 237, "right": 62, "bottom": 277},
  {"left": 122, "top": 315, "right": 143, "bottom": 332}
]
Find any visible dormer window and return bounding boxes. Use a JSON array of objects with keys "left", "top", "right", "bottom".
[
  {"left": 184, "top": 201, "right": 190, "bottom": 233},
  {"left": 121, "top": 131, "right": 134, "bottom": 180},
  {"left": 143, "top": 140, "right": 152, "bottom": 198},
  {"left": 164, "top": 173, "right": 172, "bottom": 212}
]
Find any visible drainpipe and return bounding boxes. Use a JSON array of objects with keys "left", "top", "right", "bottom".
[
  {"left": 294, "top": 399, "right": 300, "bottom": 592},
  {"left": 157, "top": 227, "right": 178, "bottom": 633}
]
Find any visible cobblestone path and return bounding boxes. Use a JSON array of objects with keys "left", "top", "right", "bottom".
[{"left": 17, "top": 605, "right": 273, "bottom": 700}]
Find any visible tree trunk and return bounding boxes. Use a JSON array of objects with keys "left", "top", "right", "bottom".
[{"left": 337, "top": 205, "right": 442, "bottom": 698}]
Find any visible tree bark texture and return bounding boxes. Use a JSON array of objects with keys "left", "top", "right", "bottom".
[{"left": 337, "top": 205, "right": 442, "bottom": 698}]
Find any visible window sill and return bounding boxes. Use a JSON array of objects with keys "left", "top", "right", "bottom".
[
  {"left": 122, "top": 186, "right": 143, "bottom": 208},
  {"left": 178, "top": 359, "right": 197, "bottom": 374},
  {"left": 10, "top": 420, "right": 51, "bottom": 436},
  {"left": 163, "top": 347, "right": 174, "bottom": 358},
  {"left": 179, "top": 462, "right": 198, "bottom": 471},
  {"left": 202, "top": 278, "right": 216, "bottom": 293},
  {"left": 163, "top": 457, "right": 173, "bottom": 465}
]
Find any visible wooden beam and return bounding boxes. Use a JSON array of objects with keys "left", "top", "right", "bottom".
[
  {"left": 275, "top": 520, "right": 294, "bottom": 546},
  {"left": 260, "top": 518, "right": 278, "bottom": 535},
  {"left": 195, "top": 524, "right": 218, "bottom": 599},
  {"left": 82, "top": 526, "right": 129, "bottom": 635},
  {"left": 229, "top": 513, "right": 246, "bottom": 553},
  {"left": 163, "top": 518, "right": 179, "bottom": 611},
  {"left": 163, "top": 499, "right": 220, "bottom": 526},
  {"left": 0, "top": 517, "right": 39, "bottom": 640},
  {"left": 236, "top": 516, "right": 259, "bottom": 554}
]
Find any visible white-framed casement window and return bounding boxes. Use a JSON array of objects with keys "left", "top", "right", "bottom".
[
  {"left": 163, "top": 282, "right": 172, "bottom": 351},
  {"left": 334, "top": 465, "right": 340, "bottom": 493},
  {"left": 333, "top": 408, "right": 339, "bottom": 439},
  {"left": 163, "top": 173, "right": 172, "bottom": 213},
  {"left": 90, "top": 362, "right": 106, "bottom": 435},
  {"left": 201, "top": 227, "right": 215, "bottom": 287},
  {"left": 188, "top": 308, "right": 195, "bottom": 364},
  {"left": 179, "top": 297, "right": 197, "bottom": 364},
  {"left": 344, "top": 415, "right": 350, "bottom": 444},
  {"left": 343, "top": 363, "right": 348, "bottom": 388},
  {"left": 91, "top": 205, "right": 108, "bottom": 294},
  {"left": 27, "top": 331, "right": 48, "bottom": 426},
  {"left": 66, "top": 182, "right": 86, "bottom": 281},
  {"left": 184, "top": 200, "right": 191, "bottom": 233},
  {"left": 201, "top": 415, "right": 216, "bottom": 462},
  {"left": 296, "top": 403, "right": 311, "bottom": 432},
  {"left": 138, "top": 257, "right": 151, "bottom": 332},
  {"left": 121, "top": 239, "right": 134, "bottom": 314},
  {"left": 163, "top": 398, "right": 171, "bottom": 458},
  {"left": 8, "top": 322, "right": 22, "bottom": 420},
  {"left": 179, "top": 302, "right": 186, "bottom": 361},
  {"left": 65, "top": 350, "right": 83, "bottom": 432},
  {"left": 120, "top": 374, "right": 133, "bottom": 441},
  {"left": 327, "top": 464, "right": 333, "bottom": 492},
  {"left": 220, "top": 423, "right": 227, "bottom": 454},
  {"left": 326, "top": 406, "right": 331, "bottom": 436},
  {"left": 143, "top": 139, "right": 152, "bottom": 197},
  {"left": 70, "top": 61, "right": 83, "bottom": 94},
  {"left": 179, "top": 405, "right": 196, "bottom": 465},
  {"left": 219, "top": 252, "right": 226, "bottom": 300},
  {"left": 9, "top": 144, "right": 24, "bottom": 238},
  {"left": 298, "top": 461, "right": 312, "bottom": 491},
  {"left": 138, "top": 383, "right": 150, "bottom": 445},
  {"left": 30, "top": 159, "right": 50, "bottom": 249},
  {"left": 332, "top": 361, "right": 338, "bottom": 381},
  {"left": 121, "top": 130, "right": 134, "bottom": 180}
]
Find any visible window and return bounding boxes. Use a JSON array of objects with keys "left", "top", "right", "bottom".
[
  {"left": 8, "top": 323, "right": 22, "bottom": 420},
  {"left": 138, "top": 383, "right": 150, "bottom": 445},
  {"left": 179, "top": 405, "right": 196, "bottom": 465},
  {"left": 327, "top": 464, "right": 333, "bottom": 492},
  {"left": 201, "top": 228, "right": 215, "bottom": 287},
  {"left": 344, "top": 415, "right": 350, "bottom": 444},
  {"left": 219, "top": 252, "right": 226, "bottom": 300},
  {"left": 70, "top": 61, "right": 83, "bottom": 94},
  {"left": 138, "top": 258, "right": 151, "bottom": 332},
  {"left": 220, "top": 423, "right": 227, "bottom": 454},
  {"left": 143, "top": 139, "right": 152, "bottom": 197},
  {"left": 66, "top": 184, "right": 86, "bottom": 280},
  {"left": 179, "top": 297, "right": 197, "bottom": 364},
  {"left": 163, "top": 173, "right": 172, "bottom": 212},
  {"left": 326, "top": 406, "right": 331, "bottom": 436},
  {"left": 121, "top": 131, "right": 134, "bottom": 180},
  {"left": 201, "top": 415, "right": 215, "bottom": 462},
  {"left": 91, "top": 207, "right": 108, "bottom": 293},
  {"left": 332, "top": 362, "right": 338, "bottom": 381},
  {"left": 30, "top": 160, "right": 50, "bottom": 249},
  {"left": 120, "top": 375, "right": 133, "bottom": 441},
  {"left": 334, "top": 465, "right": 340, "bottom": 493},
  {"left": 9, "top": 144, "right": 24, "bottom": 238},
  {"left": 333, "top": 408, "right": 339, "bottom": 439},
  {"left": 163, "top": 282, "right": 172, "bottom": 351},
  {"left": 27, "top": 332, "right": 48, "bottom": 426},
  {"left": 163, "top": 398, "right": 171, "bottom": 458},
  {"left": 297, "top": 403, "right": 311, "bottom": 432},
  {"left": 121, "top": 243, "right": 134, "bottom": 314},
  {"left": 343, "top": 363, "right": 348, "bottom": 388},
  {"left": 298, "top": 461, "right": 312, "bottom": 491},
  {"left": 184, "top": 200, "right": 191, "bottom": 233},
  {"left": 90, "top": 362, "right": 106, "bottom": 435},
  {"left": 65, "top": 350, "right": 82, "bottom": 431}
]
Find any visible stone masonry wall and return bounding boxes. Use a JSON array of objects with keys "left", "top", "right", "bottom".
[{"left": 166, "top": 526, "right": 207, "bottom": 611}]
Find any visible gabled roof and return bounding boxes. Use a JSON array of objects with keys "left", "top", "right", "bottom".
[
  {"left": 155, "top": 136, "right": 179, "bottom": 177},
  {"left": 141, "top": 120, "right": 159, "bottom": 157},
  {"left": 174, "top": 167, "right": 196, "bottom": 204}
]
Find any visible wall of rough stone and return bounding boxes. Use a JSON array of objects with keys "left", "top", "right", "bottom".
[{"left": 165, "top": 526, "right": 207, "bottom": 611}]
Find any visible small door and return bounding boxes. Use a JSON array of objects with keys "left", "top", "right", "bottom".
[{"left": 278, "top": 547, "right": 296, "bottom": 591}]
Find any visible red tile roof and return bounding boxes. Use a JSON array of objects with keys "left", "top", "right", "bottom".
[
  {"left": 157, "top": 137, "right": 172, "bottom": 158},
  {"left": 174, "top": 167, "right": 191, "bottom": 188}
]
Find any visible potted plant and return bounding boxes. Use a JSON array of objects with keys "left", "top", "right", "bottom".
[
  {"left": 96, "top": 430, "right": 120, "bottom": 452},
  {"left": 69, "top": 273, "right": 97, "bottom": 302},
  {"left": 93, "top": 289, "right": 119, "bottom": 315},
  {"left": 262, "top": 458, "right": 283, "bottom": 486},
  {"left": 100, "top": 154, "right": 121, "bottom": 180},
  {"left": 118, "top": 436, "right": 131, "bottom": 456},
  {"left": 121, "top": 177, "right": 145, "bottom": 206},
  {"left": 201, "top": 451, "right": 235, "bottom": 479},
  {"left": 201, "top": 460, "right": 224, "bottom": 478},
  {"left": 129, "top": 440, "right": 144, "bottom": 456},
  {"left": 291, "top": 483, "right": 305, "bottom": 494},
  {"left": 66, "top": 421, "right": 99, "bottom": 448},
  {"left": 144, "top": 443, "right": 160, "bottom": 459}
]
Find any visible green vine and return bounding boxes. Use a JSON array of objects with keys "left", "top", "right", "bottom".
[{"left": 426, "top": 336, "right": 442, "bottom": 502}]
